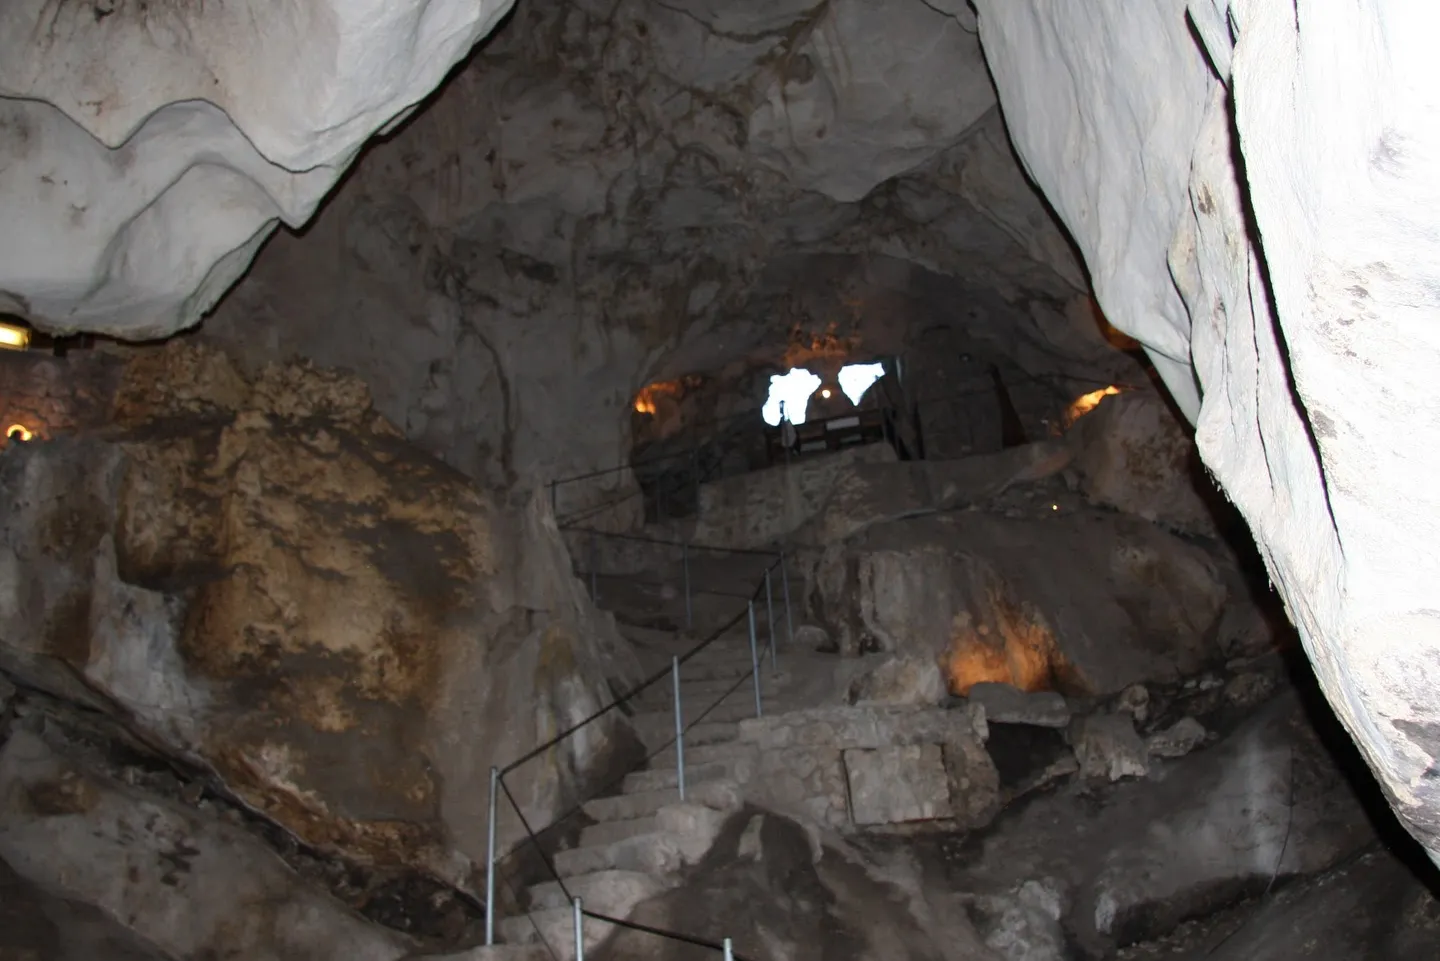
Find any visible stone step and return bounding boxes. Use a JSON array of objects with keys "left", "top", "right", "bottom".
[
  {"left": 584, "top": 778, "right": 740, "bottom": 822},
  {"left": 579, "top": 815, "right": 659, "bottom": 848},
  {"left": 451, "top": 945, "right": 553, "bottom": 961},
  {"left": 635, "top": 718, "right": 741, "bottom": 753},
  {"left": 676, "top": 659, "right": 758, "bottom": 683},
  {"left": 527, "top": 869, "right": 665, "bottom": 913},
  {"left": 498, "top": 906, "right": 615, "bottom": 960},
  {"left": 623, "top": 758, "right": 744, "bottom": 794},
  {"left": 553, "top": 831, "right": 676, "bottom": 877},
  {"left": 584, "top": 788, "right": 687, "bottom": 823},
  {"left": 645, "top": 740, "right": 758, "bottom": 770},
  {"left": 632, "top": 674, "right": 764, "bottom": 710},
  {"left": 631, "top": 698, "right": 761, "bottom": 732}
]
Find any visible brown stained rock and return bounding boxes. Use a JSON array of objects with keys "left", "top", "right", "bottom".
[
  {"left": 0, "top": 344, "right": 643, "bottom": 874},
  {"left": 813, "top": 510, "right": 1229, "bottom": 698},
  {"left": 1067, "top": 391, "right": 1219, "bottom": 538}
]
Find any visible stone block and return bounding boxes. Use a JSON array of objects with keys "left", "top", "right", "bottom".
[
  {"left": 1071, "top": 713, "right": 1149, "bottom": 781},
  {"left": 843, "top": 745, "right": 953, "bottom": 825},
  {"left": 965, "top": 683, "right": 1071, "bottom": 728},
  {"left": 745, "top": 747, "right": 850, "bottom": 828}
]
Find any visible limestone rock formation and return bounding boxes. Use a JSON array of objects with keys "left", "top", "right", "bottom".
[
  {"left": 964, "top": 691, "right": 1376, "bottom": 958},
  {"left": 592, "top": 808, "right": 999, "bottom": 961},
  {"left": 0, "top": 344, "right": 641, "bottom": 881},
  {"left": 0, "top": 731, "right": 417, "bottom": 961},
  {"left": 193, "top": 0, "right": 1089, "bottom": 486},
  {"left": 971, "top": 0, "right": 1440, "bottom": 863},
  {"left": 1067, "top": 391, "right": 1219, "bottom": 537},
  {"left": 0, "top": 0, "right": 517, "bottom": 337},
  {"left": 810, "top": 510, "right": 1230, "bottom": 697}
]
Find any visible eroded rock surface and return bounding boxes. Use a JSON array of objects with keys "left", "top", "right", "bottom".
[
  {"left": 0, "top": 730, "right": 416, "bottom": 961},
  {"left": 0, "top": 0, "right": 519, "bottom": 337},
  {"left": 0, "top": 343, "right": 641, "bottom": 881},
  {"left": 972, "top": 0, "right": 1440, "bottom": 861}
]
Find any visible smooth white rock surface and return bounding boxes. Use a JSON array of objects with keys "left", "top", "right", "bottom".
[
  {"left": 973, "top": 0, "right": 1440, "bottom": 862},
  {"left": 0, "top": 0, "right": 516, "bottom": 337}
]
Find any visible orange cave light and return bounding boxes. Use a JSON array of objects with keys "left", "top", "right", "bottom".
[
  {"left": 946, "top": 589, "right": 1081, "bottom": 696},
  {"left": 1064, "top": 385, "right": 1123, "bottom": 427},
  {"left": 5, "top": 424, "right": 33, "bottom": 442}
]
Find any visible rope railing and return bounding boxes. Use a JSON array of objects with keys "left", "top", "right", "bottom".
[{"left": 484, "top": 530, "right": 790, "bottom": 959}]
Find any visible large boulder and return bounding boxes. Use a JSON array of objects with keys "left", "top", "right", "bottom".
[
  {"left": 810, "top": 511, "right": 1229, "bottom": 697},
  {"left": 592, "top": 807, "right": 998, "bottom": 961},
  {"left": 1067, "top": 390, "right": 1219, "bottom": 537},
  {"left": 963, "top": 691, "right": 1376, "bottom": 957},
  {"left": 0, "top": 344, "right": 641, "bottom": 881},
  {"left": 0, "top": 731, "right": 416, "bottom": 961},
  {"left": 972, "top": 0, "right": 1440, "bottom": 863}
]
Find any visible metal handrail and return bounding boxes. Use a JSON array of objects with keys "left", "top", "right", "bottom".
[
  {"left": 484, "top": 531, "right": 789, "bottom": 958},
  {"left": 551, "top": 370, "right": 1143, "bottom": 491}
]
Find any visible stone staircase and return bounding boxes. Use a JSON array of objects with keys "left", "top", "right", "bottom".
[{"left": 494, "top": 619, "right": 792, "bottom": 960}]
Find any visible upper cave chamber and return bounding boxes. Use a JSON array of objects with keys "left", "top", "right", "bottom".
[{"left": 2, "top": 0, "right": 1440, "bottom": 959}]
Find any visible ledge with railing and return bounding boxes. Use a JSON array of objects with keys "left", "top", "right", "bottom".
[{"left": 551, "top": 372, "right": 1143, "bottom": 533}]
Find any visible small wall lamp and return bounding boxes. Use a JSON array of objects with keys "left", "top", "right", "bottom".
[{"left": 0, "top": 321, "right": 31, "bottom": 351}]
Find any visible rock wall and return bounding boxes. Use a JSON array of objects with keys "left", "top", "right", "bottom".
[
  {"left": 193, "top": 0, "right": 1090, "bottom": 487},
  {"left": 0, "top": 344, "right": 642, "bottom": 883},
  {"left": 971, "top": 0, "right": 1440, "bottom": 863}
]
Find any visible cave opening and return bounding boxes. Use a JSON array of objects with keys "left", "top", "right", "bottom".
[{"left": 2, "top": 1, "right": 1439, "bottom": 959}]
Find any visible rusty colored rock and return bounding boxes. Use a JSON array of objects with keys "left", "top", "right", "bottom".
[{"left": 0, "top": 343, "right": 641, "bottom": 878}]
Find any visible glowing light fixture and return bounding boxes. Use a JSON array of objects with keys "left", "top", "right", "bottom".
[
  {"left": 762, "top": 369, "right": 822, "bottom": 426},
  {"left": 0, "top": 321, "right": 31, "bottom": 351},
  {"left": 837, "top": 362, "right": 885, "bottom": 405},
  {"left": 1064, "top": 385, "right": 1123, "bottom": 426},
  {"left": 820, "top": 388, "right": 832, "bottom": 399},
  {"left": 6, "top": 424, "right": 32, "bottom": 441}
]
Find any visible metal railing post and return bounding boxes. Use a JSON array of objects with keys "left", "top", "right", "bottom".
[
  {"left": 573, "top": 897, "right": 585, "bottom": 961},
  {"left": 589, "top": 533, "right": 598, "bottom": 602},
  {"left": 691, "top": 448, "right": 700, "bottom": 515},
  {"left": 724, "top": 938, "right": 734, "bottom": 961},
  {"left": 765, "top": 565, "right": 777, "bottom": 675},
  {"left": 484, "top": 766, "right": 498, "bottom": 945},
  {"left": 748, "top": 601, "right": 763, "bottom": 718},
  {"left": 682, "top": 541, "right": 692, "bottom": 630},
  {"left": 673, "top": 656, "right": 686, "bottom": 800},
  {"left": 780, "top": 551, "right": 795, "bottom": 647}
]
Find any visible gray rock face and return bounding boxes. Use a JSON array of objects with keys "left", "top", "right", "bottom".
[
  {"left": 973, "top": 0, "right": 1440, "bottom": 864},
  {"left": 1067, "top": 391, "right": 1219, "bottom": 537},
  {"left": 1071, "top": 713, "right": 1150, "bottom": 782},
  {"left": 966, "top": 682, "right": 1071, "bottom": 729},
  {"left": 848, "top": 655, "right": 948, "bottom": 708},
  {"left": 811, "top": 509, "right": 1230, "bottom": 696},
  {"left": 965, "top": 692, "right": 1376, "bottom": 957},
  {"left": 1136, "top": 847, "right": 1440, "bottom": 961},
  {"left": 0, "top": 731, "right": 415, "bottom": 961},
  {"left": 591, "top": 808, "right": 998, "bottom": 961},
  {"left": 1146, "top": 717, "right": 1208, "bottom": 759}
]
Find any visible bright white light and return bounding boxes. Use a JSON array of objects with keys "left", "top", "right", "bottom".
[
  {"left": 762, "top": 369, "right": 822, "bottom": 426},
  {"left": 837, "top": 362, "right": 885, "bottom": 406}
]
